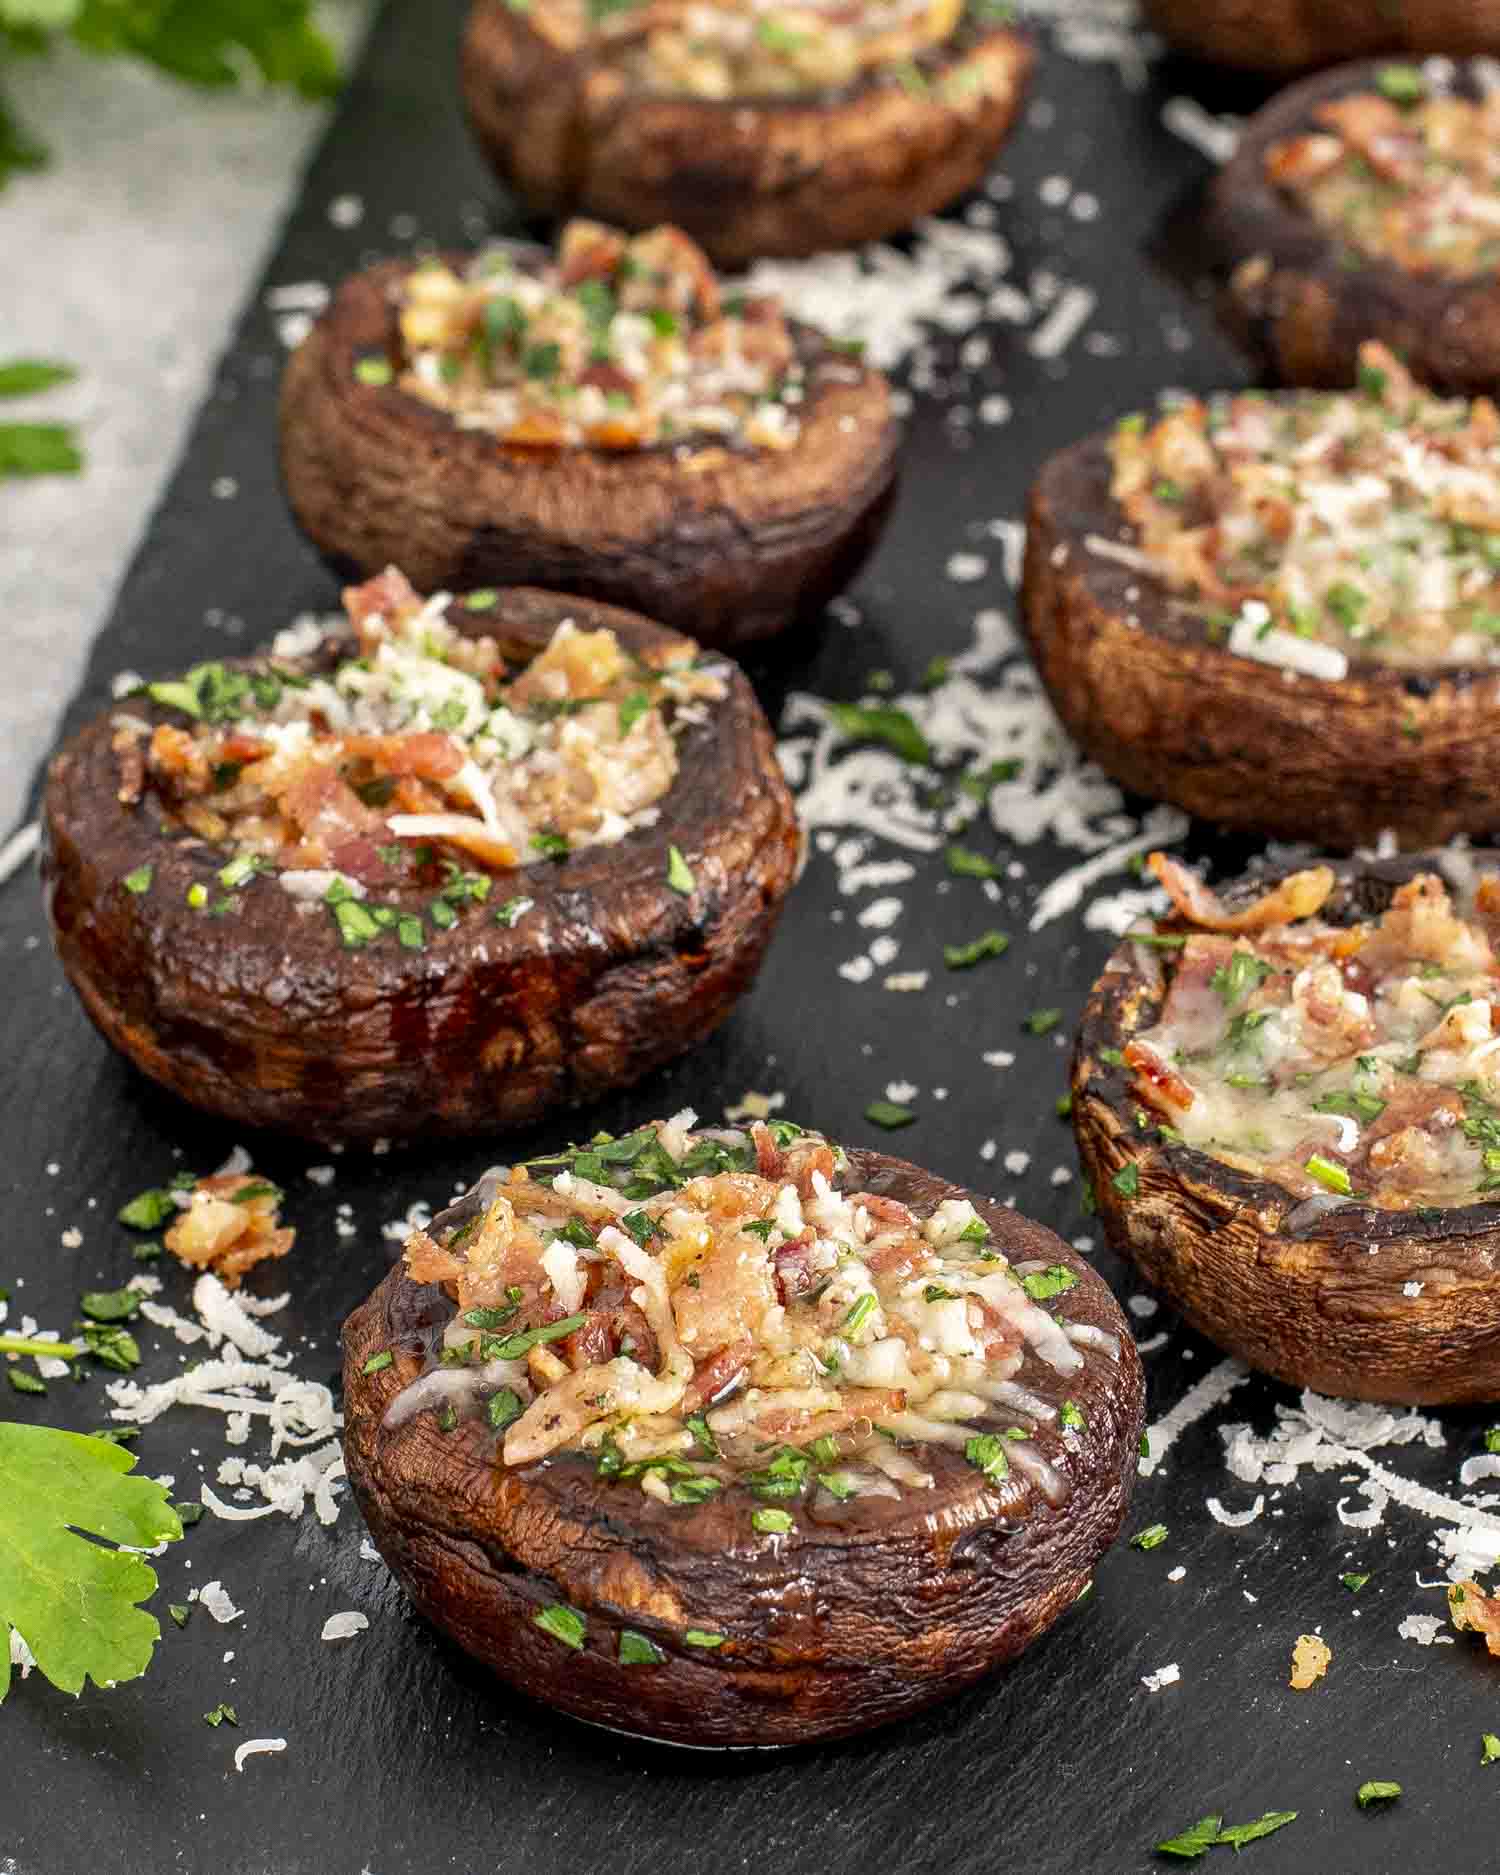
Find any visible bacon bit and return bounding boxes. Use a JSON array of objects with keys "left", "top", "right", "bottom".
[
  {"left": 147, "top": 723, "right": 213, "bottom": 796},
  {"left": 403, "top": 1227, "right": 466, "bottom": 1287},
  {"left": 771, "top": 1232, "right": 818, "bottom": 1303},
  {"left": 1450, "top": 1579, "right": 1500, "bottom": 1656},
  {"left": 557, "top": 218, "right": 628, "bottom": 286},
  {"left": 681, "top": 1339, "right": 753, "bottom": 1412},
  {"left": 862, "top": 1231, "right": 934, "bottom": 1282},
  {"left": 1264, "top": 130, "right": 1345, "bottom": 188},
  {"left": 750, "top": 1120, "right": 784, "bottom": 1180},
  {"left": 1149, "top": 852, "right": 1335, "bottom": 932},
  {"left": 1361, "top": 873, "right": 1497, "bottom": 975},
  {"left": 343, "top": 732, "right": 465, "bottom": 781},
  {"left": 1289, "top": 1633, "right": 1332, "bottom": 1690},
  {"left": 164, "top": 1172, "right": 294, "bottom": 1288},
  {"left": 343, "top": 566, "right": 421, "bottom": 634},
  {"left": 753, "top": 1389, "right": 905, "bottom": 1442},
  {"left": 456, "top": 1194, "right": 549, "bottom": 1310},
  {"left": 971, "top": 1299, "right": 1025, "bottom": 1361},
  {"left": 1124, "top": 1038, "right": 1196, "bottom": 1116},
  {"left": 112, "top": 727, "right": 146, "bottom": 806},
  {"left": 1362, "top": 1083, "right": 1463, "bottom": 1146}
]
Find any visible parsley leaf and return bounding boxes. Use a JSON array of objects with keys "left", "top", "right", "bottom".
[
  {"left": 1216, "top": 1812, "right": 1298, "bottom": 1850},
  {"left": 1482, "top": 1733, "right": 1500, "bottom": 1765},
  {"left": 0, "top": 1424, "right": 183, "bottom": 1700},
  {"left": 826, "top": 702, "right": 931, "bottom": 765},
  {"left": 1356, "top": 1782, "right": 1400, "bottom": 1807},
  {"left": 1130, "top": 1523, "right": 1168, "bottom": 1551},
  {"left": 864, "top": 1100, "right": 915, "bottom": 1129},
  {"left": 1021, "top": 1264, "right": 1079, "bottom": 1300},
  {"left": 944, "top": 930, "right": 1010, "bottom": 970},
  {"left": 532, "top": 1603, "right": 586, "bottom": 1649},
  {"left": 1155, "top": 1815, "right": 1224, "bottom": 1859}
]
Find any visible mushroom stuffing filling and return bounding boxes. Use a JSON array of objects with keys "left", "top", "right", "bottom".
[
  {"left": 388, "top": 221, "right": 808, "bottom": 451},
  {"left": 538, "top": 0, "right": 977, "bottom": 100},
  {"left": 113, "top": 566, "right": 727, "bottom": 903},
  {"left": 390, "top": 1117, "right": 1108, "bottom": 1510},
  {"left": 1110, "top": 342, "right": 1500, "bottom": 668},
  {"left": 1126, "top": 854, "right": 1500, "bottom": 1211},
  {"left": 1264, "top": 65, "right": 1500, "bottom": 279}
]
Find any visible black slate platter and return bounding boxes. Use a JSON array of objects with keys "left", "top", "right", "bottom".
[{"left": 7, "top": 6, "right": 1500, "bottom": 1872}]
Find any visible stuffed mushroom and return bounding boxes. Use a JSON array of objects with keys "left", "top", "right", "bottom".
[
  {"left": 279, "top": 220, "right": 900, "bottom": 649},
  {"left": 342, "top": 1114, "right": 1144, "bottom": 1745},
  {"left": 1212, "top": 59, "right": 1500, "bottom": 395},
  {"left": 1075, "top": 849, "right": 1500, "bottom": 1405},
  {"left": 1022, "top": 344, "right": 1500, "bottom": 849},
  {"left": 458, "top": 0, "right": 1033, "bottom": 268},
  {"left": 1141, "top": 0, "right": 1500, "bottom": 74},
  {"left": 42, "top": 571, "right": 799, "bottom": 1143}
]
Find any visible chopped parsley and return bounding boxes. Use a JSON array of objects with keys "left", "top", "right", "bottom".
[
  {"left": 1482, "top": 1734, "right": 1500, "bottom": 1766},
  {"left": 533, "top": 1602, "right": 586, "bottom": 1649},
  {"left": 666, "top": 845, "right": 695, "bottom": 895},
  {"left": 118, "top": 1188, "right": 176, "bottom": 1230},
  {"left": 751, "top": 1508, "right": 794, "bottom": 1535},
  {"left": 1304, "top": 1154, "right": 1352, "bottom": 1197},
  {"left": 486, "top": 1389, "right": 523, "bottom": 1431},
  {"left": 122, "top": 864, "right": 153, "bottom": 894},
  {"left": 1130, "top": 1523, "right": 1168, "bottom": 1551},
  {"left": 530, "top": 831, "right": 570, "bottom": 860},
  {"left": 683, "top": 1629, "right": 725, "bottom": 1649},
  {"left": 1210, "top": 951, "right": 1274, "bottom": 1005},
  {"left": 944, "top": 930, "right": 1010, "bottom": 970},
  {"left": 1341, "top": 1572, "right": 1369, "bottom": 1593},
  {"left": 1020, "top": 1264, "right": 1079, "bottom": 1301},
  {"left": 964, "top": 1433, "right": 1010, "bottom": 1484},
  {"left": 826, "top": 702, "right": 931, "bottom": 766},
  {"left": 354, "top": 356, "right": 393, "bottom": 386},
  {"left": 1059, "top": 1400, "right": 1085, "bottom": 1431},
  {"left": 1024, "top": 1008, "right": 1062, "bottom": 1036},
  {"left": 1111, "top": 1163, "right": 1140, "bottom": 1199},
  {"left": 1355, "top": 1782, "right": 1400, "bottom": 1807},
  {"left": 361, "top": 1351, "right": 394, "bottom": 1376},
  {"left": 864, "top": 1101, "right": 915, "bottom": 1129},
  {"left": 945, "top": 844, "right": 1001, "bottom": 880},
  {"left": 493, "top": 896, "right": 534, "bottom": 928},
  {"left": 618, "top": 1629, "right": 664, "bottom": 1665}
]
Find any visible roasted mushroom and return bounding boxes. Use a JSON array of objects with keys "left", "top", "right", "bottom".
[
  {"left": 1022, "top": 345, "right": 1500, "bottom": 849},
  {"left": 1141, "top": 0, "right": 1500, "bottom": 74},
  {"left": 1211, "top": 59, "right": 1500, "bottom": 395},
  {"left": 458, "top": 0, "right": 1033, "bottom": 268},
  {"left": 42, "top": 571, "right": 799, "bottom": 1144},
  {"left": 279, "top": 221, "right": 900, "bottom": 650},
  {"left": 1075, "top": 849, "right": 1500, "bottom": 1405},
  {"left": 342, "top": 1115, "right": 1144, "bottom": 1746}
]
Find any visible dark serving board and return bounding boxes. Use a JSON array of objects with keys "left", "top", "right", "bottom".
[{"left": 7, "top": 6, "right": 1500, "bottom": 1871}]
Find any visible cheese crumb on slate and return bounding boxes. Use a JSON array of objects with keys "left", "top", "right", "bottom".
[
  {"left": 321, "top": 1612, "right": 370, "bottom": 1642},
  {"left": 1141, "top": 1664, "right": 1180, "bottom": 1693}
]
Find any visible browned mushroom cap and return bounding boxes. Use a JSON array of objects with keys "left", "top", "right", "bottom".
[
  {"left": 279, "top": 256, "right": 900, "bottom": 652},
  {"left": 1208, "top": 60, "right": 1500, "bottom": 395},
  {"left": 1022, "top": 428, "right": 1500, "bottom": 850},
  {"left": 458, "top": 0, "right": 1033, "bottom": 268},
  {"left": 1074, "top": 853, "right": 1500, "bottom": 1406},
  {"left": 1141, "top": 0, "right": 1500, "bottom": 73},
  {"left": 41, "top": 588, "right": 799, "bottom": 1145},
  {"left": 340, "top": 1146, "right": 1144, "bottom": 1747}
]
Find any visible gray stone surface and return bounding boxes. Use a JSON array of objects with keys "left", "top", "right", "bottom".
[{"left": 0, "top": 9, "right": 370, "bottom": 836}]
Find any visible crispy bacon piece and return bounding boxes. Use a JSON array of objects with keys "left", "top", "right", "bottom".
[
  {"left": 1360, "top": 873, "right": 1497, "bottom": 976},
  {"left": 1361, "top": 1083, "right": 1463, "bottom": 1146},
  {"left": 343, "top": 566, "right": 421, "bottom": 634},
  {"left": 274, "top": 761, "right": 386, "bottom": 867},
  {"left": 771, "top": 1230, "right": 818, "bottom": 1303},
  {"left": 1123, "top": 1038, "right": 1195, "bottom": 1117},
  {"left": 1450, "top": 1580, "right": 1500, "bottom": 1657},
  {"left": 163, "top": 1170, "right": 294, "bottom": 1289},
  {"left": 561, "top": 1283, "right": 659, "bottom": 1374},
  {"left": 1148, "top": 852, "right": 1335, "bottom": 932},
  {"left": 343, "top": 731, "right": 465, "bottom": 780},
  {"left": 752, "top": 1388, "right": 905, "bottom": 1443},
  {"left": 404, "top": 1227, "right": 466, "bottom": 1288},
  {"left": 681, "top": 1339, "right": 753, "bottom": 1413},
  {"left": 146, "top": 723, "right": 212, "bottom": 797}
]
